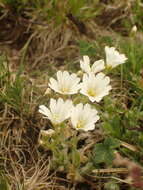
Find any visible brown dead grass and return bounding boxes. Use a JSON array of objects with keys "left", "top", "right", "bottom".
[{"left": 0, "top": 0, "right": 134, "bottom": 71}]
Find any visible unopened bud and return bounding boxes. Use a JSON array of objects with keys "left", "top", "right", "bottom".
[
  {"left": 132, "top": 25, "right": 137, "bottom": 33},
  {"left": 130, "top": 25, "right": 137, "bottom": 37}
]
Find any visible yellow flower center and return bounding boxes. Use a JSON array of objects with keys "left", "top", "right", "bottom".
[
  {"left": 76, "top": 120, "right": 85, "bottom": 129},
  {"left": 53, "top": 114, "right": 60, "bottom": 122},
  {"left": 60, "top": 87, "right": 70, "bottom": 93},
  {"left": 106, "top": 65, "right": 113, "bottom": 70},
  {"left": 87, "top": 88, "right": 96, "bottom": 97}
]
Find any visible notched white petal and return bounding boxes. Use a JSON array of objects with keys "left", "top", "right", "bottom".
[
  {"left": 70, "top": 103, "right": 100, "bottom": 131},
  {"left": 39, "top": 98, "right": 73, "bottom": 125},
  {"left": 49, "top": 71, "right": 80, "bottom": 95},
  {"left": 80, "top": 73, "right": 111, "bottom": 102}
]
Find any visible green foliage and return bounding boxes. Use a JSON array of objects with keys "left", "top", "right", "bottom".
[
  {"left": 0, "top": 74, "right": 25, "bottom": 113},
  {"left": 93, "top": 137, "right": 121, "bottom": 165},
  {"left": 104, "top": 181, "right": 120, "bottom": 190},
  {"left": 124, "top": 107, "right": 143, "bottom": 128},
  {"left": 79, "top": 40, "right": 97, "bottom": 57},
  {"left": 68, "top": 0, "right": 87, "bottom": 16},
  {"left": 0, "top": 174, "right": 9, "bottom": 190},
  {"left": 40, "top": 126, "right": 82, "bottom": 173},
  {"left": 101, "top": 97, "right": 125, "bottom": 138},
  {"left": 121, "top": 39, "right": 143, "bottom": 77},
  {"left": 131, "top": 0, "right": 143, "bottom": 31},
  {"left": 1, "top": 77, "right": 24, "bottom": 111},
  {"left": 0, "top": 55, "right": 29, "bottom": 114},
  {"left": 0, "top": 0, "right": 102, "bottom": 25},
  {"left": 0, "top": 54, "right": 9, "bottom": 88},
  {"left": 102, "top": 95, "right": 143, "bottom": 148}
]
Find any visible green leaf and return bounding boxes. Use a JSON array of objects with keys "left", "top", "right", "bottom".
[
  {"left": 93, "top": 143, "right": 114, "bottom": 165},
  {"left": 104, "top": 137, "right": 121, "bottom": 149},
  {"left": 102, "top": 116, "right": 123, "bottom": 138},
  {"left": 93, "top": 138, "right": 121, "bottom": 165},
  {"left": 71, "top": 149, "right": 81, "bottom": 168},
  {"left": 79, "top": 40, "right": 96, "bottom": 56},
  {"left": 0, "top": 176, "right": 9, "bottom": 190}
]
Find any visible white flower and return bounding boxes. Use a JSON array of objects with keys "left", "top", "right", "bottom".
[
  {"left": 105, "top": 46, "right": 127, "bottom": 68},
  {"left": 70, "top": 103, "right": 100, "bottom": 131},
  {"left": 80, "top": 55, "right": 105, "bottom": 74},
  {"left": 80, "top": 73, "right": 111, "bottom": 102},
  {"left": 39, "top": 98, "right": 73, "bottom": 125},
  {"left": 49, "top": 71, "right": 81, "bottom": 95}
]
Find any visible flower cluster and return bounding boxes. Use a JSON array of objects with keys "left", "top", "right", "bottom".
[
  {"left": 39, "top": 98, "right": 99, "bottom": 131},
  {"left": 39, "top": 46, "right": 127, "bottom": 131}
]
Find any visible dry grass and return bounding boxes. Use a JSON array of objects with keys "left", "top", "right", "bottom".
[{"left": 0, "top": 0, "right": 134, "bottom": 71}]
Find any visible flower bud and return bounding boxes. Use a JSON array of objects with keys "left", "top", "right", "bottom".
[
  {"left": 130, "top": 25, "right": 137, "bottom": 37},
  {"left": 131, "top": 25, "right": 137, "bottom": 33}
]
